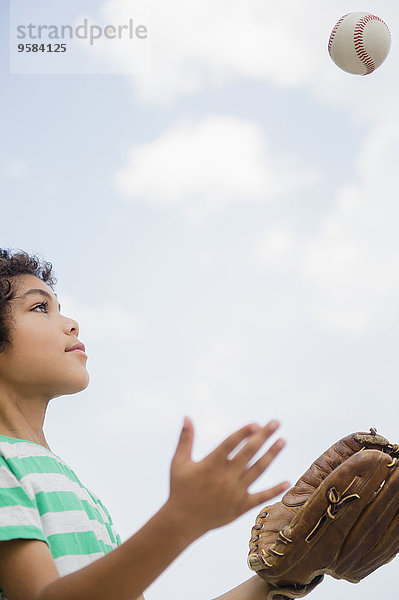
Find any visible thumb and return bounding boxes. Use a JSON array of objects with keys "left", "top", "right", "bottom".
[{"left": 172, "top": 416, "right": 194, "bottom": 465}]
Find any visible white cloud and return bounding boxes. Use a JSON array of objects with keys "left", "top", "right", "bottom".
[
  {"left": 98, "top": 0, "right": 328, "bottom": 101},
  {"left": 95, "top": 0, "right": 399, "bottom": 115},
  {"left": 253, "top": 224, "right": 298, "bottom": 271},
  {"left": 252, "top": 109, "right": 399, "bottom": 333},
  {"left": 114, "top": 114, "right": 320, "bottom": 221}
]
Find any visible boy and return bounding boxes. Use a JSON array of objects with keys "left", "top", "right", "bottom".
[{"left": 0, "top": 249, "right": 290, "bottom": 600}]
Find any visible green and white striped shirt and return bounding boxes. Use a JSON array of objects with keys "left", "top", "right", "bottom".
[{"left": 0, "top": 434, "right": 122, "bottom": 599}]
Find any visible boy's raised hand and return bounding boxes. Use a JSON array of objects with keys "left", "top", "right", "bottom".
[{"left": 168, "top": 417, "right": 290, "bottom": 538}]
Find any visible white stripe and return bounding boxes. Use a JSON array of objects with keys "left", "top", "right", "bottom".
[
  {"left": 0, "top": 440, "right": 71, "bottom": 467},
  {"left": 21, "top": 471, "right": 95, "bottom": 500},
  {"left": 0, "top": 440, "right": 104, "bottom": 507},
  {"left": 0, "top": 465, "right": 20, "bottom": 488},
  {"left": 40, "top": 509, "right": 117, "bottom": 545},
  {"left": 0, "top": 503, "right": 118, "bottom": 547},
  {"left": 0, "top": 504, "right": 43, "bottom": 530},
  {"left": 0, "top": 470, "right": 115, "bottom": 538},
  {"left": 0, "top": 441, "right": 120, "bottom": 564},
  {"left": 18, "top": 472, "right": 110, "bottom": 523}
]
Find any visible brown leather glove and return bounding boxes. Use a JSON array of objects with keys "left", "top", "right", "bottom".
[{"left": 247, "top": 428, "right": 399, "bottom": 599}]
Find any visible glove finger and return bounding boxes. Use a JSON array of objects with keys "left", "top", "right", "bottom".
[
  {"left": 351, "top": 544, "right": 398, "bottom": 581},
  {"left": 282, "top": 430, "right": 391, "bottom": 507},
  {"left": 348, "top": 468, "right": 399, "bottom": 580},
  {"left": 335, "top": 457, "right": 399, "bottom": 577},
  {"left": 249, "top": 449, "right": 393, "bottom": 585},
  {"left": 291, "top": 450, "right": 393, "bottom": 544},
  {"left": 349, "top": 515, "right": 399, "bottom": 581}
]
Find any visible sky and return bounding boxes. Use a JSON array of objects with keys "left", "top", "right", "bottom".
[{"left": 1, "top": 1, "right": 399, "bottom": 598}]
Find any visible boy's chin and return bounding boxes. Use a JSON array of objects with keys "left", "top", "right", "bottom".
[{"left": 59, "top": 372, "right": 90, "bottom": 396}]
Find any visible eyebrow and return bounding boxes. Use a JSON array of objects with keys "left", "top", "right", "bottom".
[{"left": 21, "top": 289, "right": 61, "bottom": 312}]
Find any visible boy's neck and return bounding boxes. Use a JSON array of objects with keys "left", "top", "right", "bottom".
[
  {"left": 0, "top": 424, "right": 51, "bottom": 451},
  {"left": 0, "top": 390, "right": 51, "bottom": 451}
]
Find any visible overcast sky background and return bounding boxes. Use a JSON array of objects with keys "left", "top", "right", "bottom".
[{"left": 1, "top": 1, "right": 399, "bottom": 598}]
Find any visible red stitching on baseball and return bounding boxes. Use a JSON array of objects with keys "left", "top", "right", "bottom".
[
  {"left": 328, "top": 14, "right": 348, "bottom": 55},
  {"left": 354, "top": 14, "right": 388, "bottom": 75}
]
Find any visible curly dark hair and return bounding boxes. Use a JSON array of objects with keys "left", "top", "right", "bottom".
[{"left": 0, "top": 249, "right": 57, "bottom": 353}]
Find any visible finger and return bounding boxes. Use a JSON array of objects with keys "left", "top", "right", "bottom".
[
  {"left": 230, "top": 421, "right": 281, "bottom": 467},
  {"left": 171, "top": 416, "right": 194, "bottom": 466},
  {"left": 206, "top": 422, "right": 262, "bottom": 461},
  {"left": 242, "top": 438, "right": 286, "bottom": 486},
  {"left": 248, "top": 481, "right": 291, "bottom": 510}
]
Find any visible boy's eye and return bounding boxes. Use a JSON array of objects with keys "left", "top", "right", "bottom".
[{"left": 32, "top": 301, "right": 49, "bottom": 313}]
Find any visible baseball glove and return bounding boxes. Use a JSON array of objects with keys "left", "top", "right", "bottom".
[{"left": 247, "top": 428, "right": 399, "bottom": 599}]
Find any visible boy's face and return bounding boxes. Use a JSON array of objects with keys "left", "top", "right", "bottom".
[{"left": 0, "top": 274, "right": 89, "bottom": 400}]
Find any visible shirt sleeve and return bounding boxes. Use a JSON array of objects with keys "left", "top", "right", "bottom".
[{"left": 0, "top": 456, "right": 48, "bottom": 544}]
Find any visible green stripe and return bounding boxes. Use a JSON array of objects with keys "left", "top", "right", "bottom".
[
  {"left": 0, "top": 485, "right": 35, "bottom": 508},
  {"left": 0, "top": 435, "right": 20, "bottom": 444},
  {"left": 0, "top": 525, "right": 47, "bottom": 542},
  {"left": 0, "top": 434, "right": 42, "bottom": 447},
  {"left": 48, "top": 531, "right": 115, "bottom": 558},
  {"left": 95, "top": 496, "right": 115, "bottom": 525},
  {"left": 104, "top": 520, "right": 117, "bottom": 544},
  {"left": 0, "top": 448, "right": 121, "bottom": 555},
  {"left": 36, "top": 491, "right": 106, "bottom": 523},
  {"left": 5, "top": 455, "right": 81, "bottom": 484},
  {"left": 0, "top": 488, "right": 113, "bottom": 531},
  {"left": 3, "top": 457, "right": 111, "bottom": 519},
  {"left": 0, "top": 485, "right": 112, "bottom": 526}
]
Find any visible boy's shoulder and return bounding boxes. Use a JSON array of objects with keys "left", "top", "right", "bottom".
[{"left": 0, "top": 435, "right": 70, "bottom": 475}]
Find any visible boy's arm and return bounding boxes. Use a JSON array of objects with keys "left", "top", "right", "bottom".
[
  {"left": 40, "top": 419, "right": 287, "bottom": 600},
  {"left": 212, "top": 576, "right": 271, "bottom": 600},
  {"left": 39, "top": 500, "right": 205, "bottom": 600},
  {"left": 0, "top": 419, "right": 288, "bottom": 600},
  {"left": 137, "top": 576, "right": 269, "bottom": 600}
]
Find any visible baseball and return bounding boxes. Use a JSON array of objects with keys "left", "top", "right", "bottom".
[{"left": 328, "top": 12, "right": 391, "bottom": 75}]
